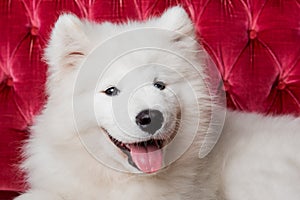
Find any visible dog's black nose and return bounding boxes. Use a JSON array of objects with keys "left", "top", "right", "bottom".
[{"left": 135, "top": 109, "right": 164, "bottom": 135}]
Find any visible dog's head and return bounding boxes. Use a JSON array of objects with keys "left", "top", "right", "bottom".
[{"left": 44, "top": 6, "right": 213, "bottom": 174}]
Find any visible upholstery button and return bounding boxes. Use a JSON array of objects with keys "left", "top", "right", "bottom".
[
  {"left": 277, "top": 81, "right": 286, "bottom": 90},
  {"left": 223, "top": 80, "right": 231, "bottom": 91},
  {"left": 30, "top": 25, "right": 39, "bottom": 36},
  {"left": 249, "top": 29, "right": 257, "bottom": 39},
  {"left": 6, "top": 77, "right": 14, "bottom": 87}
]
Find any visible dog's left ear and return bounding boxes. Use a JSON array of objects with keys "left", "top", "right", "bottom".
[
  {"left": 44, "top": 13, "right": 89, "bottom": 72},
  {"left": 158, "top": 6, "right": 195, "bottom": 39}
]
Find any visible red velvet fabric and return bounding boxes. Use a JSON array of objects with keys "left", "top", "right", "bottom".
[{"left": 0, "top": 0, "right": 299, "bottom": 198}]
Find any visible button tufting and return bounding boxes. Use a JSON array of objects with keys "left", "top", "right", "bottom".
[
  {"left": 30, "top": 25, "right": 39, "bottom": 36},
  {"left": 277, "top": 81, "right": 286, "bottom": 90},
  {"left": 5, "top": 78, "right": 14, "bottom": 87},
  {"left": 249, "top": 29, "right": 257, "bottom": 39},
  {"left": 223, "top": 80, "right": 231, "bottom": 91}
]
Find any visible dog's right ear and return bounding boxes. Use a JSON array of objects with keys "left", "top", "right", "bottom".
[
  {"left": 158, "top": 6, "right": 195, "bottom": 39},
  {"left": 44, "top": 13, "right": 89, "bottom": 71}
]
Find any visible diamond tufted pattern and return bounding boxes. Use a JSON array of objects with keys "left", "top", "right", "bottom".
[{"left": 0, "top": 0, "right": 299, "bottom": 199}]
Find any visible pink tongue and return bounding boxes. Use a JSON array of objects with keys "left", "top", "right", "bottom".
[{"left": 129, "top": 144, "right": 163, "bottom": 173}]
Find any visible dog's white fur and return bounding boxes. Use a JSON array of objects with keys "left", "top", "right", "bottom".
[{"left": 15, "top": 6, "right": 300, "bottom": 200}]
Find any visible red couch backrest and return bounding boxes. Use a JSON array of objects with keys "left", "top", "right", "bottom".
[{"left": 0, "top": 0, "right": 299, "bottom": 198}]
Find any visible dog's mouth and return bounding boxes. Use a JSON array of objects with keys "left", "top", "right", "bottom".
[
  {"left": 101, "top": 111, "right": 181, "bottom": 174},
  {"left": 101, "top": 128, "right": 165, "bottom": 173}
]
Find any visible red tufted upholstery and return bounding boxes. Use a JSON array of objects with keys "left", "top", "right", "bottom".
[{"left": 0, "top": 0, "right": 299, "bottom": 199}]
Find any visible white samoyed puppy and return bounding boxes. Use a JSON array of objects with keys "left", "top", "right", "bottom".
[{"left": 15, "top": 6, "right": 300, "bottom": 200}]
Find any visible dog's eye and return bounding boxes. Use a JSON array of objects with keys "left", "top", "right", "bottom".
[
  {"left": 154, "top": 81, "right": 166, "bottom": 90},
  {"left": 104, "top": 87, "right": 120, "bottom": 96}
]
